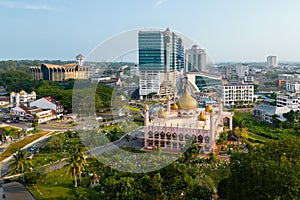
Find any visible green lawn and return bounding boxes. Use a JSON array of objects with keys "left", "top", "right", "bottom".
[
  {"left": 0, "top": 130, "right": 50, "bottom": 161},
  {"left": 27, "top": 167, "right": 73, "bottom": 200},
  {"left": 234, "top": 111, "right": 298, "bottom": 143},
  {"left": 123, "top": 106, "right": 140, "bottom": 113},
  {"left": 27, "top": 158, "right": 99, "bottom": 200},
  {"left": 32, "top": 137, "right": 82, "bottom": 167}
]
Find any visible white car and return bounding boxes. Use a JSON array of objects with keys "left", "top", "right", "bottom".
[{"left": 95, "top": 116, "right": 103, "bottom": 121}]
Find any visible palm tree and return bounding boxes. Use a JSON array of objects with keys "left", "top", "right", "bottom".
[
  {"left": 10, "top": 149, "right": 32, "bottom": 182},
  {"left": 67, "top": 145, "right": 86, "bottom": 187}
]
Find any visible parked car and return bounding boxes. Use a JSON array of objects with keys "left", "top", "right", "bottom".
[
  {"left": 95, "top": 116, "right": 103, "bottom": 121},
  {"left": 30, "top": 146, "right": 37, "bottom": 151},
  {"left": 22, "top": 127, "right": 34, "bottom": 132}
]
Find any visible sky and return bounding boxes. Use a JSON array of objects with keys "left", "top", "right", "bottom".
[{"left": 1, "top": 0, "right": 300, "bottom": 62}]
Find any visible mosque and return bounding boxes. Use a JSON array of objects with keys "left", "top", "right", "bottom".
[{"left": 143, "top": 91, "right": 234, "bottom": 154}]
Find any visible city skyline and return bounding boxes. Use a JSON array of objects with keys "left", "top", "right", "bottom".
[{"left": 1, "top": 0, "right": 300, "bottom": 62}]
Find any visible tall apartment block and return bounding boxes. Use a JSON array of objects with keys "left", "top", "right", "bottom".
[
  {"left": 138, "top": 28, "right": 184, "bottom": 97},
  {"left": 267, "top": 56, "right": 278, "bottom": 67},
  {"left": 185, "top": 45, "right": 206, "bottom": 73},
  {"left": 222, "top": 83, "right": 254, "bottom": 107}
]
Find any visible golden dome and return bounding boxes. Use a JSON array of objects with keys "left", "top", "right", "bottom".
[
  {"left": 171, "top": 103, "right": 178, "bottom": 110},
  {"left": 20, "top": 90, "right": 27, "bottom": 95},
  {"left": 205, "top": 104, "right": 212, "bottom": 113},
  {"left": 198, "top": 112, "right": 207, "bottom": 121},
  {"left": 158, "top": 108, "right": 166, "bottom": 118},
  {"left": 144, "top": 105, "right": 149, "bottom": 111},
  {"left": 177, "top": 91, "right": 198, "bottom": 110},
  {"left": 10, "top": 91, "right": 15, "bottom": 95},
  {"left": 166, "top": 95, "right": 172, "bottom": 101}
]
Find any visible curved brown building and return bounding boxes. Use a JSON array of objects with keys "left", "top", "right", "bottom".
[{"left": 30, "top": 63, "right": 89, "bottom": 81}]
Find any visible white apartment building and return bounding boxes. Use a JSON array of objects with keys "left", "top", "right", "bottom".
[
  {"left": 185, "top": 45, "right": 207, "bottom": 73},
  {"left": 236, "top": 64, "right": 249, "bottom": 79},
  {"left": 278, "top": 74, "right": 295, "bottom": 81},
  {"left": 139, "top": 70, "right": 160, "bottom": 96},
  {"left": 222, "top": 83, "right": 254, "bottom": 106},
  {"left": 10, "top": 90, "right": 36, "bottom": 107},
  {"left": 267, "top": 56, "right": 278, "bottom": 67},
  {"left": 286, "top": 82, "right": 300, "bottom": 93},
  {"left": 130, "top": 65, "right": 139, "bottom": 77},
  {"left": 277, "top": 94, "right": 300, "bottom": 111}
]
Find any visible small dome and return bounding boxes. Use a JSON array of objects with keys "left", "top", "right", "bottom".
[
  {"left": 158, "top": 108, "right": 166, "bottom": 118},
  {"left": 198, "top": 112, "right": 207, "bottom": 121},
  {"left": 90, "top": 173, "right": 99, "bottom": 180},
  {"left": 205, "top": 104, "right": 212, "bottom": 113},
  {"left": 166, "top": 95, "right": 172, "bottom": 101},
  {"left": 171, "top": 103, "right": 178, "bottom": 110},
  {"left": 144, "top": 105, "right": 149, "bottom": 111},
  {"left": 177, "top": 91, "right": 198, "bottom": 110},
  {"left": 10, "top": 91, "right": 15, "bottom": 95},
  {"left": 192, "top": 44, "right": 200, "bottom": 49},
  {"left": 20, "top": 90, "right": 27, "bottom": 95},
  {"left": 76, "top": 54, "right": 84, "bottom": 59}
]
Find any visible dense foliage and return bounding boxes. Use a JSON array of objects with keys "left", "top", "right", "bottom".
[
  {"left": 220, "top": 139, "right": 300, "bottom": 200},
  {"left": 0, "top": 69, "right": 114, "bottom": 112}
]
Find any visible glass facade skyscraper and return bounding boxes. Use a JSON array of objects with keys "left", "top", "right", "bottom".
[
  {"left": 138, "top": 28, "right": 182, "bottom": 72},
  {"left": 138, "top": 28, "right": 184, "bottom": 97}
]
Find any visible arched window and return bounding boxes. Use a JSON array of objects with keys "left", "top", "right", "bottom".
[
  {"left": 166, "top": 140, "right": 171, "bottom": 148},
  {"left": 198, "top": 135, "right": 203, "bottom": 143},
  {"left": 179, "top": 141, "right": 184, "bottom": 148},
  {"left": 155, "top": 131, "right": 159, "bottom": 139},
  {"left": 160, "top": 140, "right": 165, "bottom": 147},
  {"left": 166, "top": 132, "right": 171, "bottom": 140},
  {"left": 192, "top": 134, "right": 196, "bottom": 142},
  {"left": 160, "top": 132, "right": 165, "bottom": 139},
  {"left": 148, "top": 131, "right": 153, "bottom": 138},
  {"left": 179, "top": 133, "right": 184, "bottom": 141},
  {"left": 172, "top": 142, "right": 177, "bottom": 149},
  {"left": 204, "top": 136, "right": 210, "bottom": 144},
  {"left": 185, "top": 134, "right": 190, "bottom": 140},
  {"left": 172, "top": 133, "right": 177, "bottom": 139},
  {"left": 205, "top": 144, "right": 210, "bottom": 152},
  {"left": 148, "top": 140, "right": 153, "bottom": 146}
]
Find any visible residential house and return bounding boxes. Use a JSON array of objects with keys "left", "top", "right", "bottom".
[
  {"left": 253, "top": 104, "right": 291, "bottom": 124},
  {"left": 10, "top": 90, "right": 36, "bottom": 107},
  {"left": 30, "top": 97, "right": 64, "bottom": 114}
]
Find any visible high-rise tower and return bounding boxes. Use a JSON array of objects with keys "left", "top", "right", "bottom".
[
  {"left": 185, "top": 45, "right": 206, "bottom": 73},
  {"left": 138, "top": 28, "right": 183, "bottom": 97},
  {"left": 267, "top": 56, "right": 278, "bottom": 67}
]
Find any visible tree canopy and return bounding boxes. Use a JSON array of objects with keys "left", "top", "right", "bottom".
[{"left": 221, "top": 139, "right": 300, "bottom": 200}]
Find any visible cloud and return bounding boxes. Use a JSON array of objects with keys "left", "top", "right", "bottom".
[
  {"left": 0, "top": 1, "right": 54, "bottom": 11},
  {"left": 154, "top": 0, "right": 167, "bottom": 7}
]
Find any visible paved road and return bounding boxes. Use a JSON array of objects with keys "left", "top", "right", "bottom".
[
  {"left": 0, "top": 131, "right": 60, "bottom": 179},
  {"left": 3, "top": 121, "right": 70, "bottom": 131},
  {"left": 30, "top": 129, "right": 144, "bottom": 175},
  {"left": 0, "top": 122, "right": 144, "bottom": 179},
  {"left": 89, "top": 128, "right": 144, "bottom": 156}
]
